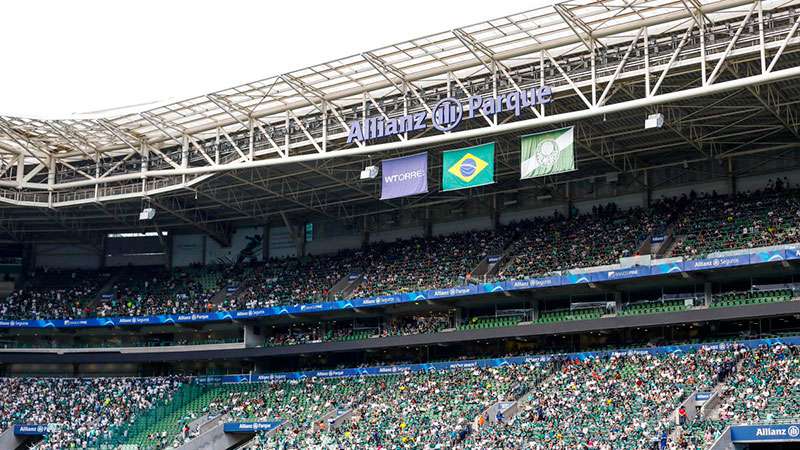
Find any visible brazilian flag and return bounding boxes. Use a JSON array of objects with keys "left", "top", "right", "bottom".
[{"left": 441, "top": 142, "right": 495, "bottom": 192}]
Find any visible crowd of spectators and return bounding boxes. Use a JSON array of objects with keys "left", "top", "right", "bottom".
[
  {"left": 234, "top": 363, "right": 544, "bottom": 450},
  {"left": 0, "top": 376, "right": 185, "bottom": 449},
  {"left": 224, "top": 251, "right": 359, "bottom": 310},
  {"left": 456, "top": 348, "right": 736, "bottom": 450},
  {"left": 351, "top": 229, "right": 512, "bottom": 298},
  {"left": 265, "top": 312, "right": 452, "bottom": 347},
  {"left": 2, "top": 185, "right": 800, "bottom": 321},
  {"left": 670, "top": 185, "right": 800, "bottom": 258},
  {"left": 0, "top": 269, "right": 105, "bottom": 320},
  {"left": 497, "top": 203, "right": 664, "bottom": 280},
  {"left": 0, "top": 343, "right": 798, "bottom": 449},
  {"left": 94, "top": 266, "right": 227, "bottom": 317},
  {"left": 715, "top": 343, "right": 800, "bottom": 423}
]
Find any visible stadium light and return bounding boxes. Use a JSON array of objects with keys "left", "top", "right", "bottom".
[
  {"left": 360, "top": 166, "right": 379, "bottom": 180},
  {"left": 644, "top": 113, "right": 664, "bottom": 129},
  {"left": 138, "top": 208, "right": 156, "bottom": 221}
]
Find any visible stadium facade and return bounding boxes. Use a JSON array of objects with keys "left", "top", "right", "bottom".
[{"left": 3, "top": 0, "right": 800, "bottom": 449}]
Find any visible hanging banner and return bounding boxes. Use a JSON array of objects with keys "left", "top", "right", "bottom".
[
  {"left": 442, "top": 142, "right": 495, "bottom": 191},
  {"left": 380, "top": 152, "right": 428, "bottom": 200},
  {"left": 520, "top": 127, "right": 575, "bottom": 179}
]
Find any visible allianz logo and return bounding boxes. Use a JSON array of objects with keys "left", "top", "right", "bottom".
[
  {"left": 256, "top": 375, "right": 286, "bottom": 381},
  {"left": 364, "top": 297, "right": 395, "bottom": 305},
  {"left": 756, "top": 426, "right": 800, "bottom": 437},
  {"left": 315, "top": 370, "right": 345, "bottom": 377},
  {"left": 433, "top": 287, "right": 470, "bottom": 296},
  {"left": 378, "top": 366, "right": 411, "bottom": 373},
  {"left": 178, "top": 314, "right": 210, "bottom": 321},
  {"left": 525, "top": 357, "right": 549, "bottom": 363},
  {"left": 697, "top": 257, "right": 738, "bottom": 268}
]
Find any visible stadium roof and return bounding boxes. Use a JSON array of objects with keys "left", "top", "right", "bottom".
[
  {"left": 2, "top": 0, "right": 800, "bottom": 244},
  {"left": 0, "top": 0, "right": 772, "bottom": 159}
]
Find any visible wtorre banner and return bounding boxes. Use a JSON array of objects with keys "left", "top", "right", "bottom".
[{"left": 380, "top": 152, "right": 428, "bottom": 200}]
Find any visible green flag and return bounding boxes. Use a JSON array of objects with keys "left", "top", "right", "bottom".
[
  {"left": 441, "top": 143, "right": 495, "bottom": 192},
  {"left": 520, "top": 127, "right": 575, "bottom": 180}
]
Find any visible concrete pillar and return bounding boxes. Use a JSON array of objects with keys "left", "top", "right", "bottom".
[
  {"left": 727, "top": 158, "right": 736, "bottom": 195},
  {"left": 530, "top": 297, "right": 540, "bottom": 322},
  {"left": 491, "top": 194, "right": 500, "bottom": 229},
  {"left": 201, "top": 235, "right": 207, "bottom": 265},
  {"left": 295, "top": 226, "right": 306, "bottom": 257},
  {"left": 424, "top": 207, "right": 433, "bottom": 238},
  {"left": 614, "top": 291, "right": 623, "bottom": 313},
  {"left": 566, "top": 182, "right": 575, "bottom": 218},
  {"left": 243, "top": 324, "right": 263, "bottom": 348},
  {"left": 262, "top": 225, "right": 269, "bottom": 260},
  {"left": 166, "top": 233, "right": 174, "bottom": 269},
  {"left": 704, "top": 282, "right": 713, "bottom": 307},
  {"left": 99, "top": 236, "right": 107, "bottom": 269}
]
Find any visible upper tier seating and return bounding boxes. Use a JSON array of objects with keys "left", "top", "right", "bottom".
[{"left": 2, "top": 186, "right": 800, "bottom": 320}]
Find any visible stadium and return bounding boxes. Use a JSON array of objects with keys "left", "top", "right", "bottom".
[{"left": 2, "top": 0, "right": 800, "bottom": 448}]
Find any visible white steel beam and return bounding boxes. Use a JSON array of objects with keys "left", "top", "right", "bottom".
[{"left": 3, "top": 64, "right": 798, "bottom": 194}]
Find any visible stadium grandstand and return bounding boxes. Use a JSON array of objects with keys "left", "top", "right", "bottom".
[{"left": 4, "top": 0, "right": 800, "bottom": 448}]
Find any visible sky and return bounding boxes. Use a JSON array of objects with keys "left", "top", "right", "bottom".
[{"left": 0, "top": 0, "right": 549, "bottom": 118}]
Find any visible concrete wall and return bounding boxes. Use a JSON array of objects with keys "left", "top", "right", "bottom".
[
  {"left": 173, "top": 234, "right": 205, "bottom": 267},
  {"left": 34, "top": 244, "right": 101, "bottom": 270},
  {"left": 105, "top": 253, "right": 166, "bottom": 267},
  {"left": 432, "top": 216, "right": 493, "bottom": 236},
  {"left": 370, "top": 226, "right": 424, "bottom": 243},
  {"left": 268, "top": 226, "right": 296, "bottom": 259},
  {"left": 305, "top": 235, "right": 362, "bottom": 256},
  {"left": 206, "top": 226, "right": 262, "bottom": 264}
]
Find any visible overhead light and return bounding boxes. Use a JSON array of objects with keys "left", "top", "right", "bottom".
[
  {"left": 645, "top": 113, "right": 664, "bottom": 129},
  {"left": 360, "top": 166, "right": 379, "bottom": 179},
  {"left": 139, "top": 208, "right": 156, "bottom": 221}
]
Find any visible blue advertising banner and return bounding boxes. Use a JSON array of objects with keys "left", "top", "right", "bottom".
[
  {"left": 380, "top": 152, "right": 428, "bottom": 200},
  {"left": 561, "top": 273, "right": 593, "bottom": 285},
  {"left": 730, "top": 424, "right": 800, "bottom": 442},
  {"left": 750, "top": 250, "right": 787, "bottom": 264},
  {"left": 502, "top": 276, "right": 561, "bottom": 291},
  {"left": 0, "top": 248, "right": 793, "bottom": 330},
  {"left": 695, "top": 392, "right": 712, "bottom": 402},
  {"left": 14, "top": 424, "right": 48, "bottom": 436},
  {"left": 651, "top": 262, "right": 685, "bottom": 275},
  {"left": 684, "top": 254, "right": 751, "bottom": 271},
  {"left": 604, "top": 266, "right": 652, "bottom": 281},
  {"left": 482, "top": 282, "right": 506, "bottom": 293},
  {"left": 195, "top": 335, "right": 800, "bottom": 385},
  {"left": 223, "top": 421, "right": 284, "bottom": 433}
]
